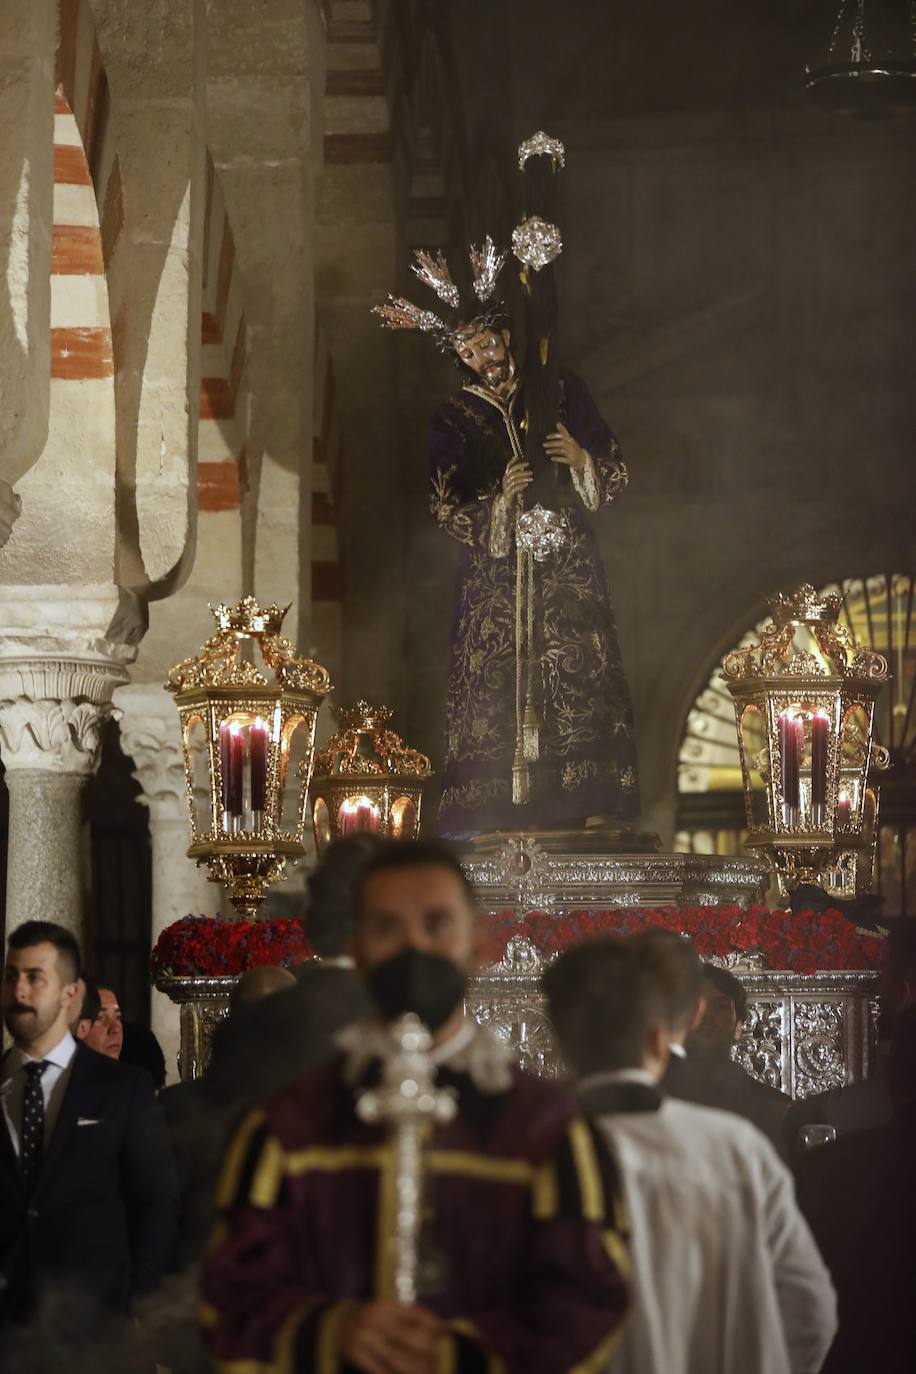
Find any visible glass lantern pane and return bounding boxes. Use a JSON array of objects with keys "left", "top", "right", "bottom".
[
  {"left": 390, "top": 796, "right": 417, "bottom": 840},
  {"left": 279, "top": 717, "right": 313, "bottom": 835},
  {"left": 841, "top": 704, "right": 870, "bottom": 767},
  {"left": 739, "top": 705, "right": 768, "bottom": 828},
  {"left": 313, "top": 797, "right": 331, "bottom": 853},
  {"left": 186, "top": 715, "right": 211, "bottom": 834}
]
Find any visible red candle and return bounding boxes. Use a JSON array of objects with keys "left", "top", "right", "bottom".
[
  {"left": 249, "top": 719, "right": 269, "bottom": 813},
  {"left": 339, "top": 795, "right": 380, "bottom": 836},
  {"left": 339, "top": 798, "right": 357, "bottom": 837},
  {"left": 836, "top": 793, "right": 852, "bottom": 828},
  {"left": 356, "top": 798, "right": 380, "bottom": 833},
  {"left": 811, "top": 712, "right": 829, "bottom": 813},
  {"left": 228, "top": 724, "right": 244, "bottom": 816},
  {"left": 219, "top": 722, "right": 233, "bottom": 816},
  {"left": 778, "top": 712, "right": 800, "bottom": 813}
]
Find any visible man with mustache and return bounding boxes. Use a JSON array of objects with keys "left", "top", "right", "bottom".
[
  {"left": 202, "top": 839, "right": 629, "bottom": 1374},
  {"left": 0, "top": 920, "right": 177, "bottom": 1332}
]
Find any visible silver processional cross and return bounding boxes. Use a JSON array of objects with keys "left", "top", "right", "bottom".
[{"left": 356, "top": 1013, "right": 457, "bottom": 1304}]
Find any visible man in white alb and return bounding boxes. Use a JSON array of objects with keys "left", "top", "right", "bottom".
[{"left": 543, "top": 936, "right": 837, "bottom": 1374}]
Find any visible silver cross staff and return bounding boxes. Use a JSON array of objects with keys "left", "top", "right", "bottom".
[{"left": 356, "top": 1013, "right": 457, "bottom": 1304}]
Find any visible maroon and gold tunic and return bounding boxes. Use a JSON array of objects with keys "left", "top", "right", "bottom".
[{"left": 201, "top": 1050, "right": 630, "bottom": 1373}]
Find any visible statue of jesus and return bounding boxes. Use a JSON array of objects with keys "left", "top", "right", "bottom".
[
  {"left": 374, "top": 135, "right": 639, "bottom": 839},
  {"left": 426, "top": 320, "right": 639, "bottom": 837}
]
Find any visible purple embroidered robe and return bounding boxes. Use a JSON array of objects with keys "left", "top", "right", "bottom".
[{"left": 428, "top": 368, "right": 639, "bottom": 837}]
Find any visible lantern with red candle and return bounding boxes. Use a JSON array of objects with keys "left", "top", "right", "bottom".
[
  {"left": 309, "top": 701, "right": 432, "bottom": 855},
  {"left": 167, "top": 598, "right": 330, "bottom": 918},
  {"left": 723, "top": 584, "right": 888, "bottom": 899}
]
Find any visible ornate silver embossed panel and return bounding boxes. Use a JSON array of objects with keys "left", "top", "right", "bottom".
[{"left": 165, "top": 965, "right": 879, "bottom": 1096}]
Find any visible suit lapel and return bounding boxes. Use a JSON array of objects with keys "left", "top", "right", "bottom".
[
  {"left": 0, "top": 1051, "right": 25, "bottom": 1192},
  {"left": 0, "top": 1102, "right": 22, "bottom": 1192},
  {"left": 36, "top": 1044, "right": 96, "bottom": 1189}
]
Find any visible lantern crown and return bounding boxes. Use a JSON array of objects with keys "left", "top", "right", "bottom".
[
  {"left": 314, "top": 700, "right": 433, "bottom": 779},
  {"left": 723, "top": 583, "right": 888, "bottom": 684},
  {"left": 769, "top": 583, "right": 843, "bottom": 627},
  {"left": 212, "top": 596, "right": 289, "bottom": 638},
  {"left": 166, "top": 596, "right": 331, "bottom": 695}
]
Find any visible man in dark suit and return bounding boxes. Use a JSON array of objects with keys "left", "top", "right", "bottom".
[
  {"left": 796, "top": 1003, "right": 916, "bottom": 1373},
  {"left": 784, "top": 921, "right": 916, "bottom": 1157},
  {"left": 160, "top": 834, "right": 374, "bottom": 1272},
  {"left": 681, "top": 962, "right": 790, "bottom": 1153},
  {"left": 0, "top": 920, "right": 177, "bottom": 1332}
]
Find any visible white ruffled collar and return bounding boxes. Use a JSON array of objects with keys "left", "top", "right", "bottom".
[{"left": 335, "top": 1017, "right": 515, "bottom": 1096}]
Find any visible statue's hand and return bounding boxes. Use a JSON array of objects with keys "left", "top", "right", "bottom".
[
  {"left": 502, "top": 459, "right": 533, "bottom": 504},
  {"left": 544, "top": 422, "right": 588, "bottom": 475}
]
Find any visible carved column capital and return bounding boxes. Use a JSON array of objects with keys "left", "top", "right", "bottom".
[
  {"left": 0, "top": 656, "right": 130, "bottom": 776},
  {"left": 114, "top": 683, "right": 187, "bottom": 823}
]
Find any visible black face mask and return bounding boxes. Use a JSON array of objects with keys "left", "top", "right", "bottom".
[{"left": 366, "top": 948, "right": 467, "bottom": 1032}]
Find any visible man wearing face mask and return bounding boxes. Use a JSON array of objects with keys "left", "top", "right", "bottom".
[{"left": 202, "top": 839, "right": 630, "bottom": 1374}]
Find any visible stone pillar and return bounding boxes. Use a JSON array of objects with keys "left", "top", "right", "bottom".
[
  {"left": 115, "top": 684, "right": 215, "bottom": 1082},
  {"left": 0, "top": 657, "right": 130, "bottom": 940}
]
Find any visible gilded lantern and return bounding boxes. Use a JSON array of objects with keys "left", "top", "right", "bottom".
[
  {"left": 310, "top": 701, "right": 432, "bottom": 853},
  {"left": 722, "top": 584, "right": 888, "bottom": 898},
  {"left": 166, "top": 597, "right": 331, "bottom": 918}
]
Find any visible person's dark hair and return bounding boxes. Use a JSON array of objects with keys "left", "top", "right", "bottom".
[
  {"left": 78, "top": 976, "right": 101, "bottom": 1024},
  {"left": 701, "top": 962, "right": 748, "bottom": 1024},
  {"left": 7, "top": 920, "right": 81, "bottom": 983},
  {"left": 355, "top": 838, "right": 476, "bottom": 917},
  {"left": 886, "top": 1003, "right": 916, "bottom": 1106},
  {"left": 630, "top": 930, "right": 704, "bottom": 1032},
  {"left": 543, "top": 937, "right": 667, "bottom": 1076},
  {"left": 120, "top": 1022, "right": 167, "bottom": 1091},
  {"left": 306, "top": 834, "right": 388, "bottom": 956}
]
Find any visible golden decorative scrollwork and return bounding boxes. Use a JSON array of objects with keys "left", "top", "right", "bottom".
[
  {"left": 166, "top": 597, "right": 330, "bottom": 695},
  {"left": 723, "top": 583, "right": 889, "bottom": 684},
  {"left": 314, "top": 701, "right": 433, "bottom": 779}
]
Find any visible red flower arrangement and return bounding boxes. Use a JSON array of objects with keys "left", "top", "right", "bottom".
[
  {"left": 152, "top": 905, "right": 884, "bottom": 979},
  {"left": 152, "top": 915, "right": 312, "bottom": 978},
  {"left": 478, "top": 904, "right": 885, "bottom": 975}
]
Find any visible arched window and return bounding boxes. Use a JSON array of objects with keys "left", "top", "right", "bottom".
[{"left": 677, "top": 575, "right": 916, "bottom": 914}]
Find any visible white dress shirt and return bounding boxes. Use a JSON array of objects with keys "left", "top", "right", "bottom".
[
  {"left": 588, "top": 1080, "right": 837, "bottom": 1374},
  {"left": 0, "top": 1030, "right": 78, "bottom": 1155}
]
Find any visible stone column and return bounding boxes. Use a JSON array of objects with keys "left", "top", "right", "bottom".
[
  {"left": 115, "top": 684, "right": 215, "bottom": 1081},
  {"left": 0, "top": 656, "right": 131, "bottom": 941}
]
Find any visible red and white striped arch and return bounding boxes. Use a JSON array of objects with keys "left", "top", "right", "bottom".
[{"left": 52, "top": 0, "right": 120, "bottom": 384}]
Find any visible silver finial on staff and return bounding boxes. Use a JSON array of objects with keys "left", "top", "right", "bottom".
[{"left": 356, "top": 1013, "right": 457, "bottom": 1304}]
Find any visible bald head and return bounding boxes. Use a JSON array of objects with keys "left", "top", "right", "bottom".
[{"left": 229, "top": 964, "right": 297, "bottom": 1015}]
